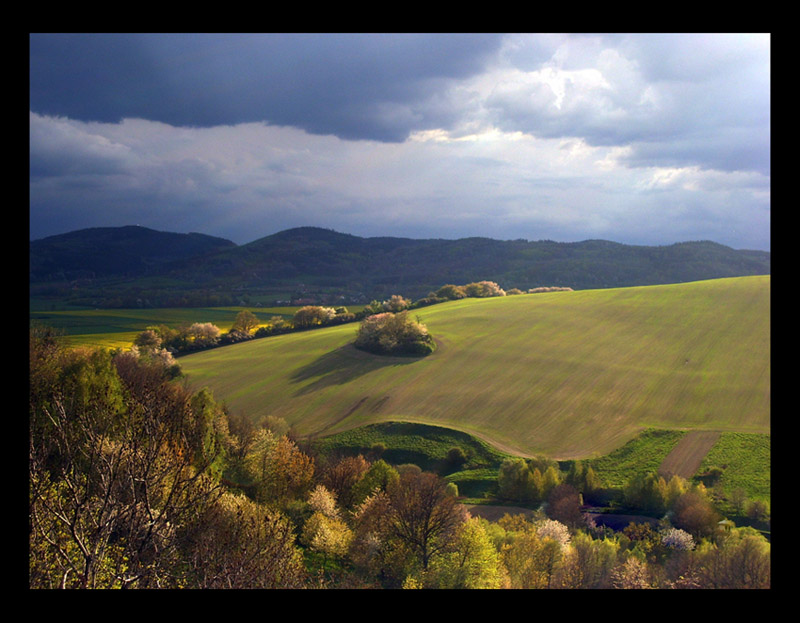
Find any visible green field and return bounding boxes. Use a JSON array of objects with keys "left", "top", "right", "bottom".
[
  {"left": 584, "top": 429, "right": 688, "bottom": 489},
  {"left": 697, "top": 432, "right": 771, "bottom": 504},
  {"left": 180, "top": 276, "right": 770, "bottom": 460},
  {"left": 28, "top": 306, "right": 309, "bottom": 350}
]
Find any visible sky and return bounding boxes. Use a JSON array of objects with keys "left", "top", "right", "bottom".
[{"left": 29, "top": 33, "right": 771, "bottom": 250}]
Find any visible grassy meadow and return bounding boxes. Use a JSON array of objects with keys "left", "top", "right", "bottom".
[
  {"left": 28, "top": 305, "right": 305, "bottom": 350},
  {"left": 180, "top": 276, "right": 770, "bottom": 460},
  {"left": 696, "top": 432, "right": 771, "bottom": 504}
]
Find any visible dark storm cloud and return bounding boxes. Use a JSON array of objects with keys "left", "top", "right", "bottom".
[{"left": 29, "top": 33, "right": 504, "bottom": 142}]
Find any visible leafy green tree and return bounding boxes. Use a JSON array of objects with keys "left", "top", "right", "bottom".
[
  {"left": 671, "top": 484, "right": 721, "bottom": 539},
  {"left": 624, "top": 471, "right": 669, "bottom": 514},
  {"left": 731, "top": 487, "right": 748, "bottom": 515},
  {"left": 498, "top": 458, "right": 526, "bottom": 502},
  {"left": 558, "top": 531, "right": 619, "bottom": 589},
  {"left": 417, "top": 517, "right": 508, "bottom": 588},
  {"left": 350, "top": 459, "right": 400, "bottom": 508},
  {"left": 500, "top": 520, "right": 565, "bottom": 589},
  {"left": 435, "top": 284, "right": 466, "bottom": 300},
  {"left": 232, "top": 310, "right": 260, "bottom": 334},
  {"left": 242, "top": 429, "right": 315, "bottom": 508},
  {"left": 363, "top": 300, "right": 385, "bottom": 315},
  {"left": 693, "top": 528, "right": 770, "bottom": 588},
  {"left": 622, "top": 522, "right": 666, "bottom": 563},
  {"left": 447, "top": 446, "right": 468, "bottom": 469}
]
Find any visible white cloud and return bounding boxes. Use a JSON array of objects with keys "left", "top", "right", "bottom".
[{"left": 29, "top": 109, "right": 770, "bottom": 250}]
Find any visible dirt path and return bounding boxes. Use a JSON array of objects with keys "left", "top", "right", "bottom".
[{"left": 658, "top": 430, "right": 721, "bottom": 479}]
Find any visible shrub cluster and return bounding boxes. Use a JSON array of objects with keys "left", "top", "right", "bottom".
[
  {"left": 436, "top": 281, "right": 506, "bottom": 300},
  {"left": 528, "top": 286, "right": 574, "bottom": 293},
  {"left": 354, "top": 311, "right": 435, "bottom": 356}
]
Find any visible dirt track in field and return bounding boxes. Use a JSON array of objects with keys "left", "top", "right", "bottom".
[{"left": 658, "top": 430, "right": 721, "bottom": 479}]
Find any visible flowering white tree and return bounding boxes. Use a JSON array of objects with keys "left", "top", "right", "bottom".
[
  {"left": 382, "top": 294, "right": 411, "bottom": 312},
  {"left": 188, "top": 322, "right": 221, "bottom": 347},
  {"left": 308, "top": 485, "right": 341, "bottom": 519},
  {"left": 302, "top": 485, "right": 353, "bottom": 562},
  {"left": 661, "top": 527, "right": 695, "bottom": 551},
  {"left": 537, "top": 518, "right": 571, "bottom": 549}
]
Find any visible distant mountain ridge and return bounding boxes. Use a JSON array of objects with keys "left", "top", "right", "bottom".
[{"left": 30, "top": 225, "right": 770, "bottom": 307}]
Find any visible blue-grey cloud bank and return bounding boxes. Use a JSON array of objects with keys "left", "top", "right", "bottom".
[{"left": 30, "top": 33, "right": 770, "bottom": 250}]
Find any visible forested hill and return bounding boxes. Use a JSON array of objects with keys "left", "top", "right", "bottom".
[
  {"left": 30, "top": 225, "right": 770, "bottom": 306},
  {"left": 30, "top": 226, "right": 236, "bottom": 281}
]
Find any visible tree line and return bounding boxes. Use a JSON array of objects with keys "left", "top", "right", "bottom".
[{"left": 131, "top": 280, "right": 549, "bottom": 358}]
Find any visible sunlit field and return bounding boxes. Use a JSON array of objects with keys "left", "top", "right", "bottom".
[
  {"left": 180, "top": 276, "right": 770, "bottom": 459},
  {"left": 29, "top": 306, "right": 312, "bottom": 350}
]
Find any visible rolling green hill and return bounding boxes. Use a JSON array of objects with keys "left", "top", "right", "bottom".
[{"left": 180, "top": 275, "right": 770, "bottom": 460}]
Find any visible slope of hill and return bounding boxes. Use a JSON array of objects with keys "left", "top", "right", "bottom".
[
  {"left": 180, "top": 275, "right": 770, "bottom": 460},
  {"left": 30, "top": 226, "right": 770, "bottom": 307}
]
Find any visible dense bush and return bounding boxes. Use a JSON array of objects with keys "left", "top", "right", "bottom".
[
  {"left": 464, "top": 281, "right": 506, "bottom": 297},
  {"left": 293, "top": 305, "right": 337, "bottom": 329},
  {"left": 354, "top": 311, "right": 435, "bottom": 356},
  {"left": 528, "top": 286, "right": 574, "bottom": 293}
]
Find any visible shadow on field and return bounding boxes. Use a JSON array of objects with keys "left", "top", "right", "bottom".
[{"left": 290, "top": 343, "right": 420, "bottom": 395}]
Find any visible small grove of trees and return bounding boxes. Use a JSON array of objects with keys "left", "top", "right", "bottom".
[
  {"left": 354, "top": 311, "right": 435, "bottom": 356},
  {"left": 496, "top": 456, "right": 579, "bottom": 507},
  {"left": 292, "top": 305, "right": 337, "bottom": 329},
  {"left": 494, "top": 511, "right": 770, "bottom": 589},
  {"left": 361, "top": 295, "right": 412, "bottom": 316},
  {"left": 349, "top": 466, "right": 492, "bottom": 587},
  {"left": 131, "top": 306, "right": 361, "bottom": 357},
  {"left": 435, "top": 281, "right": 506, "bottom": 300},
  {"left": 528, "top": 286, "right": 574, "bottom": 293},
  {"left": 134, "top": 321, "right": 225, "bottom": 354},
  {"left": 128, "top": 279, "right": 534, "bottom": 357},
  {"left": 622, "top": 471, "right": 726, "bottom": 540}
]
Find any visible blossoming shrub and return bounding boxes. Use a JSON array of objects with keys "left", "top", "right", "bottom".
[{"left": 354, "top": 311, "right": 435, "bottom": 356}]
